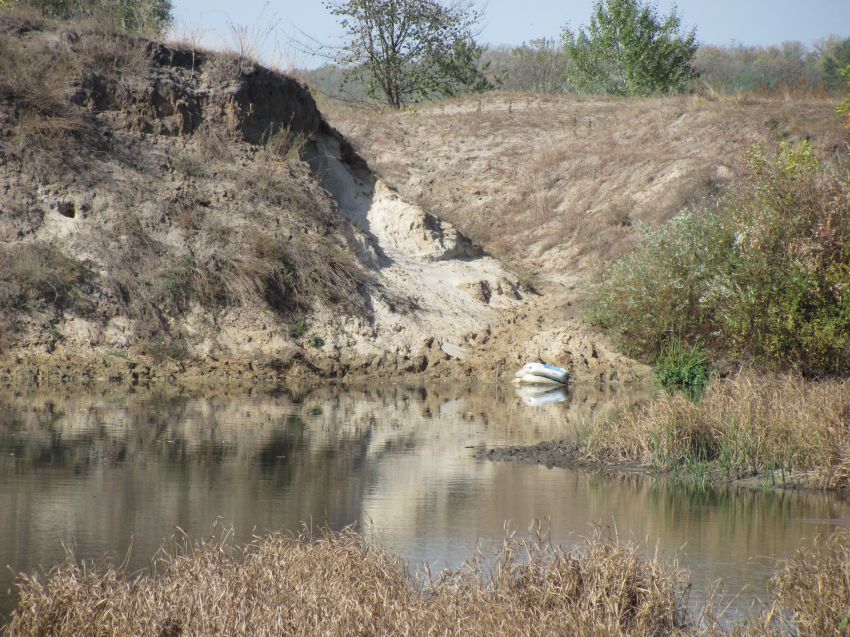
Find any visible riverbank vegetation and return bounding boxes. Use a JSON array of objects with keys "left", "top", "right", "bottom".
[
  {"left": 586, "top": 372, "right": 850, "bottom": 490},
  {"left": 590, "top": 141, "right": 850, "bottom": 377},
  {"left": 5, "top": 525, "right": 850, "bottom": 636},
  {"left": 6, "top": 527, "right": 690, "bottom": 636}
]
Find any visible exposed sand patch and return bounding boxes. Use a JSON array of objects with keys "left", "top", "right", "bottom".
[{"left": 308, "top": 134, "right": 525, "bottom": 364}]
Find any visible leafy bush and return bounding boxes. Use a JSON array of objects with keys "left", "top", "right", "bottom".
[
  {"left": 653, "top": 339, "right": 711, "bottom": 399},
  {"left": 591, "top": 141, "right": 850, "bottom": 377}
]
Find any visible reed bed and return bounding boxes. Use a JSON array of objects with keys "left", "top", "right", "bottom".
[
  {"left": 761, "top": 528, "right": 850, "bottom": 637},
  {"left": 6, "top": 527, "right": 691, "bottom": 637},
  {"left": 5, "top": 521, "right": 850, "bottom": 636},
  {"left": 586, "top": 372, "right": 850, "bottom": 489}
]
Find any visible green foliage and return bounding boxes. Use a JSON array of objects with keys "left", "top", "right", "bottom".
[
  {"left": 562, "top": 0, "right": 697, "bottom": 96},
  {"left": 839, "top": 65, "right": 850, "bottom": 121},
  {"left": 592, "top": 141, "right": 850, "bottom": 377},
  {"left": 653, "top": 339, "right": 712, "bottom": 399},
  {"left": 324, "top": 0, "right": 493, "bottom": 108},
  {"left": 6, "top": 0, "right": 173, "bottom": 35},
  {"left": 309, "top": 334, "right": 325, "bottom": 349},
  {"left": 589, "top": 206, "right": 737, "bottom": 358},
  {"left": 290, "top": 319, "right": 308, "bottom": 339},
  {"left": 819, "top": 39, "right": 850, "bottom": 91}
]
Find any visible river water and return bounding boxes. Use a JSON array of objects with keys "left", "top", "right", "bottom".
[{"left": 1, "top": 383, "right": 849, "bottom": 622}]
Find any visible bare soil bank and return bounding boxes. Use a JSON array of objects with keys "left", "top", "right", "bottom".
[{"left": 0, "top": 13, "right": 647, "bottom": 388}]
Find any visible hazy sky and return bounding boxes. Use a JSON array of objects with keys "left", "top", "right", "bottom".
[{"left": 171, "top": 0, "right": 850, "bottom": 68}]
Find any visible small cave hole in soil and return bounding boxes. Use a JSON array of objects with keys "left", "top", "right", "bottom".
[{"left": 57, "top": 202, "right": 76, "bottom": 219}]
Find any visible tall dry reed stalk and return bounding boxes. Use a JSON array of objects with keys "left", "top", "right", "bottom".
[{"left": 586, "top": 372, "right": 850, "bottom": 488}]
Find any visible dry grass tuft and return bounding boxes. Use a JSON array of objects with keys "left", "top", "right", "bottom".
[
  {"left": 586, "top": 372, "right": 850, "bottom": 489},
  {"left": 0, "top": 242, "right": 94, "bottom": 314},
  {"left": 6, "top": 526, "right": 691, "bottom": 637},
  {"left": 747, "top": 529, "right": 850, "bottom": 637},
  {"left": 0, "top": 22, "right": 83, "bottom": 155}
]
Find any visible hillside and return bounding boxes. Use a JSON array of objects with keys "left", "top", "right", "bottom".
[
  {"left": 3, "top": 13, "right": 844, "bottom": 389},
  {"left": 326, "top": 93, "right": 845, "bottom": 281},
  {"left": 322, "top": 92, "right": 846, "bottom": 381},
  {"left": 0, "top": 12, "right": 560, "bottom": 386}
]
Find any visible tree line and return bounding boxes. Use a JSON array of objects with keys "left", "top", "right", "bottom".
[
  {"left": 314, "top": 0, "right": 850, "bottom": 108},
  {"left": 4, "top": 0, "right": 848, "bottom": 108}
]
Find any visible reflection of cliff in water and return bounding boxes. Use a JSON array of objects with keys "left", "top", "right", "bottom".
[
  {"left": 0, "top": 383, "right": 634, "bottom": 571},
  {"left": 0, "top": 382, "right": 628, "bottom": 471},
  {"left": 5, "top": 382, "right": 847, "bottom": 622}
]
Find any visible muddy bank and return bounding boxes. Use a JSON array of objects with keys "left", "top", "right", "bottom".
[
  {"left": 478, "top": 439, "right": 834, "bottom": 492},
  {"left": 0, "top": 349, "right": 646, "bottom": 394}
]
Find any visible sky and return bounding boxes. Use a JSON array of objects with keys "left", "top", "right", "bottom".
[{"left": 171, "top": 0, "right": 850, "bottom": 69}]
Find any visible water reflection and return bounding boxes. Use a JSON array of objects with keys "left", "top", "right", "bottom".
[
  {"left": 514, "top": 384, "right": 569, "bottom": 406},
  {"left": 0, "top": 383, "right": 848, "bottom": 621}
]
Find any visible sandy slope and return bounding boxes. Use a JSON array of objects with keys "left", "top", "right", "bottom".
[{"left": 308, "top": 134, "right": 526, "bottom": 367}]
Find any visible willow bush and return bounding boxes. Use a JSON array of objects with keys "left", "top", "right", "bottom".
[{"left": 591, "top": 141, "right": 850, "bottom": 377}]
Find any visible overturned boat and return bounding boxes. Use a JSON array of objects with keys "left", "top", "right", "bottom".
[{"left": 513, "top": 362, "right": 569, "bottom": 385}]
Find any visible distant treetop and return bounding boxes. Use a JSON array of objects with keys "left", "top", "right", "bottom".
[{"left": 562, "top": 0, "right": 698, "bottom": 96}]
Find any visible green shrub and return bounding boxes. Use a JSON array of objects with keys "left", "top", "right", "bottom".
[
  {"left": 838, "top": 64, "right": 850, "bottom": 121},
  {"left": 309, "top": 334, "right": 325, "bottom": 349},
  {"left": 289, "top": 319, "right": 308, "bottom": 339},
  {"left": 591, "top": 141, "right": 850, "bottom": 377},
  {"left": 653, "top": 339, "right": 711, "bottom": 399}
]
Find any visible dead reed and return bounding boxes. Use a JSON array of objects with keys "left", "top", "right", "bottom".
[
  {"left": 8, "top": 523, "right": 850, "bottom": 636},
  {"left": 6, "top": 526, "right": 691, "bottom": 637},
  {"left": 740, "top": 528, "right": 850, "bottom": 637},
  {"left": 586, "top": 372, "right": 850, "bottom": 489}
]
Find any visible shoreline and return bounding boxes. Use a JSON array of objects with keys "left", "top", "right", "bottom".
[
  {"left": 0, "top": 346, "right": 646, "bottom": 392},
  {"left": 477, "top": 440, "right": 842, "bottom": 494}
]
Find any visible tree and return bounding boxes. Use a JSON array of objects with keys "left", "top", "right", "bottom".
[
  {"left": 562, "top": 0, "right": 697, "bottom": 96},
  {"left": 324, "top": 0, "right": 492, "bottom": 109},
  {"left": 839, "top": 65, "right": 850, "bottom": 125},
  {"left": 817, "top": 37, "right": 850, "bottom": 91}
]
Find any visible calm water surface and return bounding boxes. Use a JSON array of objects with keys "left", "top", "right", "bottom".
[{"left": 1, "top": 383, "right": 849, "bottom": 621}]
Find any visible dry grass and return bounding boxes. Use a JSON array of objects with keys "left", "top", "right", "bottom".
[
  {"left": 7, "top": 524, "right": 850, "bottom": 636},
  {"left": 764, "top": 528, "right": 850, "bottom": 637},
  {"left": 586, "top": 372, "right": 850, "bottom": 489},
  {"left": 738, "top": 529, "right": 850, "bottom": 637},
  {"left": 0, "top": 9, "right": 155, "bottom": 164},
  {"left": 0, "top": 13, "right": 83, "bottom": 155},
  {"left": 0, "top": 242, "right": 94, "bottom": 314},
  {"left": 5, "top": 526, "right": 692, "bottom": 637},
  {"left": 325, "top": 93, "right": 846, "bottom": 278}
]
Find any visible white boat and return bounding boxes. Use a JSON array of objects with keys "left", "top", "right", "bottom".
[{"left": 513, "top": 362, "right": 569, "bottom": 385}]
